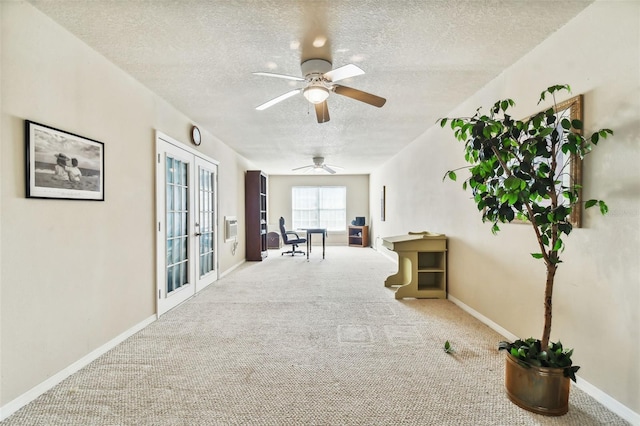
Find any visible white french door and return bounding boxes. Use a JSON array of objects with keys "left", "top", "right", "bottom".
[
  {"left": 156, "top": 133, "right": 218, "bottom": 316},
  {"left": 194, "top": 156, "right": 218, "bottom": 291}
]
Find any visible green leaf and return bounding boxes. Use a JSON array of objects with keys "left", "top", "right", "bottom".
[
  {"left": 440, "top": 118, "right": 448, "bottom": 128},
  {"left": 585, "top": 199, "right": 597, "bottom": 209},
  {"left": 558, "top": 222, "right": 572, "bottom": 236},
  {"left": 599, "top": 200, "right": 609, "bottom": 215},
  {"left": 444, "top": 340, "right": 453, "bottom": 353},
  {"left": 539, "top": 91, "right": 546, "bottom": 102},
  {"left": 565, "top": 366, "right": 580, "bottom": 383},
  {"left": 553, "top": 239, "right": 563, "bottom": 252},
  {"left": 498, "top": 341, "right": 511, "bottom": 351},
  {"left": 571, "top": 119, "right": 583, "bottom": 130},
  {"left": 538, "top": 127, "right": 553, "bottom": 138},
  {"left": 448, "top": 171, "right": 457, "bottom": 181},
  {"left": 531, "top": 253, "right": 544, "bottom": 259}
]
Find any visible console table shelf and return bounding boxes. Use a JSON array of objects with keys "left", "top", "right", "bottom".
[{"left": 382, "top": 232, "right": 447, "bottom": 299}]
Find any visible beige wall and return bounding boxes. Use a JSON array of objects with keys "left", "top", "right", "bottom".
[
  {"left": 0, "top": 2, "right": 251, "bottom": 406},
  {"left": 268, "top": 174, "right": 369, "bottom": 246},
  {"left": 370, "top": 0, "right": 639, "bottom": 415}
]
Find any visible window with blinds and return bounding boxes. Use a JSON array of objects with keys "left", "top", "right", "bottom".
[{"left": 292, "top": 186, "right": 347, "bottom": 231}]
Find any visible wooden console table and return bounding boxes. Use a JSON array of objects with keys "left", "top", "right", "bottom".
[{"left": 382, "top": 232, "right": 447, "bottom": 299}]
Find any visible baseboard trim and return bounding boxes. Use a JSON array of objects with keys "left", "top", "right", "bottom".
[
  {"left": 374, "top": 244, "right": 397, "bottom": 264},
  {"left": 573, "top": 376, "right": 640, "bottom": 425},
  {"left": 448, "top": 295, "right": 639, "bottom": 425},
  {"left": 447, "top": 294, "right": 518, "bottom": 342},
  {"left": 0, "top": 314, "right": 156, "bottom": 421},
  {"left": 219, "top": 259, "right": 245, "bottom": 279}
]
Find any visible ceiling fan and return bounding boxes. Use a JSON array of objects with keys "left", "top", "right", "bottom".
[
  {"left": 292, "top": 156, "right": 343, "bottom": 174},
  {"left": 254, "top": 58, "right": 386, "bottom": 123}
]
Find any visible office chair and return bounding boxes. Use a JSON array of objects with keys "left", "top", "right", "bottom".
[{"left": 279, "top": 217, "right": 306, "bottom": 256}]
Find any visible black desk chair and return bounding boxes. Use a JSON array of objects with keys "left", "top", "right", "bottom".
[{"left": 279, "top": 217, "right": 306, "bottom": 256}]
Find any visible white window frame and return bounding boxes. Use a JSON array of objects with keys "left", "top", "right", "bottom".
[{"left": 292, "top": 186, "right": 347, "bottom": 231}]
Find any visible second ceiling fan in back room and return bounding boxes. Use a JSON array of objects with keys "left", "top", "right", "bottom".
[
  {"left": 292, "top": 157, "right": 343, "bottom": 174},
  {"left": 253, "top": 56, "right": 387, "bottom": 123}
]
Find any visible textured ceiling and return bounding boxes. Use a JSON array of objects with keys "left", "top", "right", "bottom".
[{"left": 27, "top": 0, "right": 593, "bottom": 175}]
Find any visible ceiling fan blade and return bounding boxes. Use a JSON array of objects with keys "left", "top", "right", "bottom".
[
  {"left": 315, "top": 101, "right": 330, "bottom": 123},
  {"left": 324, "top": 64, "right": 365, "bottom": 82},
  {"left": 333, "top": 85, "right": 386, "bottom": 108},
  {"left": 325, "top": 164, "right": 344, "bottom": 170},
  {"left": 252, "top": 72, "right": 305, "bottom": 81},
  {"left": 255, "top": 89, "right": 301, "bottom": 111},
  {"left": 322, "top": 165, "right": 337, "bottom": 174},
  {"left": 292, "top": 165, "right": 314, "bottom": 172}
]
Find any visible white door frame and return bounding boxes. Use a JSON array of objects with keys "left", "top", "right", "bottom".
[{"left": 155, "top": 131, "right": 219, "bottom": 317}]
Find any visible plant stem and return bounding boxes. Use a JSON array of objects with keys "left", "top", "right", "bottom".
[
  {"left": 489, "top": 141, "right": 556, "bottom": 352},
  {"left": 542, "top": 263, "right": 557, "bottom": 350}
]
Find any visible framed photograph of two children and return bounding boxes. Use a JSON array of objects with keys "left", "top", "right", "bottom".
[{"left": 25, "top": 120, "right": 105, "bottom": 201}]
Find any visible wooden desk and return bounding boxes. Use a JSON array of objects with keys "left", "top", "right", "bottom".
[
  {"left": 382, "top": 232, "right": 447, "bottom": 299},
  {"left": 301, "top": 228, "right": 327, "bottom": 259}
]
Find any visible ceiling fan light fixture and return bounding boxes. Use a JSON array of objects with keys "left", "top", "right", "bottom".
[{"left": 303, "top": 86, "right": 330, "bottom": 104}]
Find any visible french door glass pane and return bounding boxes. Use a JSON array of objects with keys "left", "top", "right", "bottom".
[
  {"left": 166, "top": 156, "right": 189, "bottom": 294},
  {"left": 199, "top": 166, "right": 215, "bottom": 278},
  {"left": 166, "top": 158, "right": 174, "bottom": 184}
]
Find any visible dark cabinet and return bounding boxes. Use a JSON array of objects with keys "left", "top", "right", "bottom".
[{"left": 245, "top": 170, "right": 268, "bottom": 261}]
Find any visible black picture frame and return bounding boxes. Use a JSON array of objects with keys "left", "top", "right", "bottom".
[
  {"left": 25, "top": 120, "right": 105, "bottom": 201},
  {"left": 381, "top": 185, "right": 386, "bottom": 221}
]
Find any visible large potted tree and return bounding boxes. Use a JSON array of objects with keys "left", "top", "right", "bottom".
[{"left": 440, "top": 85, "right": 613, "bottom": 416}]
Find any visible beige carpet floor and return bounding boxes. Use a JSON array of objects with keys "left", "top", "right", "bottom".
[{"left": 1, "top": 247, "right": 630, "bottom": 425}]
